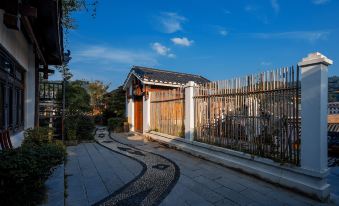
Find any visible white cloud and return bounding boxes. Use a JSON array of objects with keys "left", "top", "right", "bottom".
[
  {"left": 159, "top": 12, "right": 187, "bottom": 33},
  {"left": 73, "top": 45, "right": 157, "bottom": 66},
  {"left": 271, "top": 0, "right": 280, "bottom": 13},
  {"left": 151, "top": 42, "right": 175, "bottom": 58},
  {"left": 171, "top": 37, "right": 194, "bottom": 47},
  {"left": 261, "top": 61, "right": 272, "bottom": 66},
  {"left": 249, "top": 31, "right": 330, "bottom": 42},
  {"left": 168, "top": 53, "right": 176, "bottom": 58},
  {"left": 223, "top": 9, "right": 231, "bottom": 14},
  {"left": 244, "top": 5, "right": 257, "bottom": 12},
  {"left": 219, "top": 30, "right": 228, "bottom": 36},
  {"left": 312, "top": 0, "right": 330, "bottom": 4}
]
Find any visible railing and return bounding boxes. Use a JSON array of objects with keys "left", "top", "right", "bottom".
[
  {"left": 150, "top": 88, "right": 185, "bottom": 137},
  {"left": 39, "top": 81, "right": 64, "bottom": 139},
  {"left": 194, "top": 66, "right": 301, "bottom": 165},
  {"left": 39, "top": 81, "right": 63, "bottom": 101}
]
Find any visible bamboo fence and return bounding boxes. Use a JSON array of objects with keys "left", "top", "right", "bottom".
[
  {"left": 150, "top": 88, "right": 185, "bottom": 137},
  {"left": 194, "top": 66, "right": 301, "bottom": 165}
]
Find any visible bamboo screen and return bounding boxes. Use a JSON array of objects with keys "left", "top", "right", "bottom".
[
  {"left": 150, "top": 88, "right": 185, "bottom": 137},
  {"left": 194, "top": 66, "right": 301, "bottom": 165}
]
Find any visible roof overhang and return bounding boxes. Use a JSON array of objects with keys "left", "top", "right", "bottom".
[
  {"left": 123, "top": 70, "right": 183, "bottom": 90},
  {"left": 0, "top": 0, "right": 64, "bottom": 66}
]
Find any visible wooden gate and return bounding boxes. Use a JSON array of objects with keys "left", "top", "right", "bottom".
[
  {"left": 134, "top": 96, "right": 143, "bottom": 132},
  {"left": 150, "top": 88, "right": 185, "bottom": 137}
]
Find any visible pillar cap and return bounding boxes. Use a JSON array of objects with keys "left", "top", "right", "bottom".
[
  {"left": 298, "top": 52, "right": 333, "bottom": 67},
  {"left": 185, "top": 81, "right": 195, "bottom": 87}
]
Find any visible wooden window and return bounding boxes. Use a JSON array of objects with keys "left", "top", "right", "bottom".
[
  {"left": 0, "top": 46, "right": 25, "bottom": 133},
  {"left": 0, "top": 83, "right": 4, "bottom": 129}
]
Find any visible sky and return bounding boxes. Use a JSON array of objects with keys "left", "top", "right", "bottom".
[{"left": 53, "top": 0, "right": 339, "bottom": 90}]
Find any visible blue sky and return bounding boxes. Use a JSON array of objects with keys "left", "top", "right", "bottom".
[{"left": 56, "top": 0, "right": 339, "bottom": 90}]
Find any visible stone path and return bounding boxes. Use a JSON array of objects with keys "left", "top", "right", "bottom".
[
  {"left": 329, "top": 167, "right": 339, "bottom": 198},
  {"left": 65, "top": 129, "right": 334, "bottom": 205},
  {"left": 65, "top": 142, "right": 143, "bottom": 205},
  {"left": 94, "top": 128, "right": 179, "bottom": 206}
]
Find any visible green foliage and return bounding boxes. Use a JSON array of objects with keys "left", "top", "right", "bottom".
[
  {"left": 63, "top": 80, "right": 96, "bottom": 141},
  {"left": 56, "top": 64, "right": 73, "bottom": 81},
  {"left": 76, "top": 115, "right": 95, "bottom": 140},
  {"left": 65, "top": 115, "right": 95, "bottom": 141},
  {"left": 88, "top": 80, "right": 109, "bottom": 114},
  {"left": 65, "top": 116, "right": 78, "bottom": 140},
  {"left": 65, "top": 81, "right": 92, "bottom": 115},
  {"left": 62, "top": 0, "right": 99, "bottom": 47},
  {"left": 103, "top": 86, "right": 126, "bottom": 124},
  {"left": 23, "top": 127, "right": 54, "bottom": 146},
  {"left": 107, "top": 117, "right": 126, "bottom": 132},
  {"left": 0, "top": 130, "right": 65, "bottom": 206}
]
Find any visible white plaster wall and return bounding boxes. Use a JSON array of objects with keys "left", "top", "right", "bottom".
[
  {"left": 0, "top": 9, "right": 36, "bottom": 146},
  {"left": 143, "top": 93, "right": 150, "bottom": 133},
  {"left": 127, "top": 98, "right": 134, "bottom": 131},
  {"left": 25, "top": 49, "right": 36, "bottom": 129},
  {"left": 0, "top": 10, "right": 31, "bottom": 70},
  {"left": 184, "top": 81, "right": 195, "bottom": 141}
]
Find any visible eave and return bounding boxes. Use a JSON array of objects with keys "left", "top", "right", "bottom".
[{"left": 123, "top": 71, "right": 184, "bottom": 90}]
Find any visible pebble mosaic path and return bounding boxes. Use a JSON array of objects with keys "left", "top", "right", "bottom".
[
  {"left": 65, "top": 128, "right": 333, "bottom": 206},
  {"left": 94, "top": 127, "right": 180, "bottom": 206}
]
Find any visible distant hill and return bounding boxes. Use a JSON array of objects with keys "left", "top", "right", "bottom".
[{"left": 329, "top": 76, "right": 339, "bottom": 102}]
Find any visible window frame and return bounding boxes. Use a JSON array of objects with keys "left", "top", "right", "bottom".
[{"left": 0, "top": 45, "right": 25, "bottom": 134}]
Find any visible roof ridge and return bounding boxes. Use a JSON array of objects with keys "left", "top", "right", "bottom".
[{"left": 133, "top": 66, "right": 204, "bottom": 78}]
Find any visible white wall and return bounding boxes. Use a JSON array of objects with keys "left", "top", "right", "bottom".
[
  {"left": 127, "top": 86, "right": 134, "bottom": 131},
  {"left": 25, "top": 49, "right": 36, "bottom": 129},
  {"left": 143, "top": 93, "right": 150, "bottom": 133},
  {"left": 0, "top": 9, "right": 36, "bottom": 146},
  {"left": 0, "top": 10, "right": 31, "bottom": 70}
]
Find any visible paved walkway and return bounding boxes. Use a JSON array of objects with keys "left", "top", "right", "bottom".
[
  {"left": 329, "top": 167, "right": 339, "bottom": 197},
  {"left": 65, "top": 129, "right": 334, "bottom": 206},
  {"left": 65, "top": 142, "right": 143, "bottom": 205}
]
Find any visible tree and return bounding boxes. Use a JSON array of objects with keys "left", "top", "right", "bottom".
[
  {"left": 56, "top": 0, "right": 99, "bottom": 78},
  {"left": 65, "top": 81, "right": 92, "bottom": 115},
  {"left": 62, "top": 0, "right": 99, "bottom": 34},
  {"left": 88, "top": 81, "right": 109, "bottom": 115},
  {"left": 103, "top": 86, "right": 126, "bottom": 123}
]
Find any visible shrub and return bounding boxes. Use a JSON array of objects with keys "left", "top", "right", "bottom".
[
  {"left": 77, "top": 115, "right": 95, "bottom": 140},
  {"left": 0, "top": 136, "right": 65, "bottom": 205},
  {"left": 23, "top": 127, "right": 54, "bottom": 146},
  {"left": 65, "top": 116, "right": 78, "bottom": 140},
  {"left": 107, "top": 117, "right": 126, "bottom": 132}
]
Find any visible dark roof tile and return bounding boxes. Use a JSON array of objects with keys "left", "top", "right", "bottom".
[{"left": 130, "top": 66, "right": 210, "bottom": 85}]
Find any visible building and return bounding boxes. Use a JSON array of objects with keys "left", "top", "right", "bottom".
[
  {"left": 123, "top": 66, "right": 209, "bottom": 133},
  {"left": 0, "top": 0, "right": 63, "bottom": 147}
]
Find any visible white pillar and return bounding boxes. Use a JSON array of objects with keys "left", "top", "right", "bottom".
[
  {"left": 143, "top": 92, "right": 151, "bottom": 134},
  {"left": 185, "top": 81, "right": 195, "bottom": 141},
  {"left": 127, "top": 87, "right": 134, "bottom": 131},
  {"left": 299, "top": 52, "right": 333, "bottom": 173}
]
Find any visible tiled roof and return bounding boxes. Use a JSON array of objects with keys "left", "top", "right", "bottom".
[{"left": 129, "top": 66, "right": 210, "bottom": 86}]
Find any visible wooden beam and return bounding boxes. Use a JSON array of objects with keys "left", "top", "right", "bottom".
[
  {"left": 19, "top": 4, "right": 37, "bottom": 18},
  {"left": 39, "top": 65, "right": 54, "bottom": 80},
  {"left": 3, "top": 13, "right": 20, "bottom": 30}
]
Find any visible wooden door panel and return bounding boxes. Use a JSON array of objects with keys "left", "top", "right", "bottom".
[{"left": 134, "top": 97, "right": 143, "bottom": 132}]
